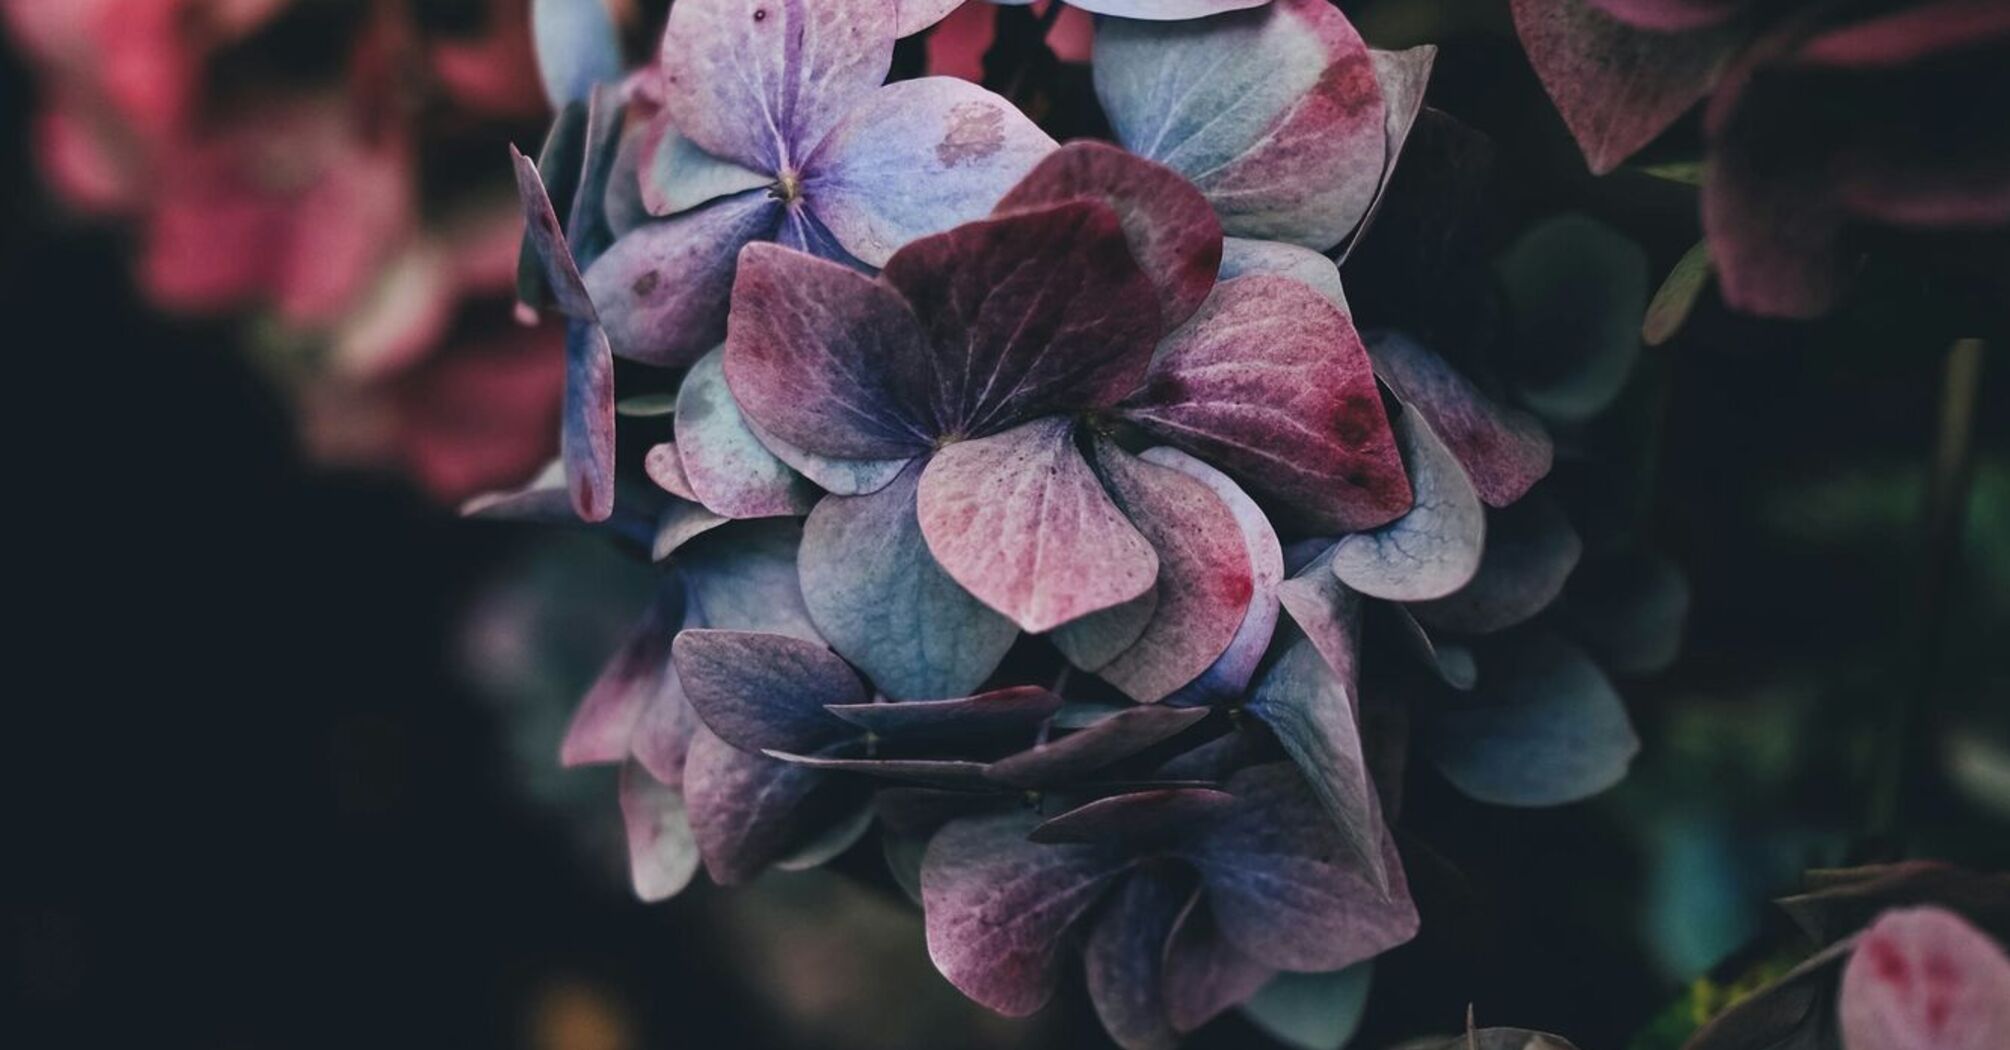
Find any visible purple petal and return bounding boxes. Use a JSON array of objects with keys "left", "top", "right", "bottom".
[
  {"left": 674, "top": 347, "right": 819, "bottom": 518},
  {"left": 658, "top": 0, "right": 893, "bottom": 172},
  {"left": 1146, "top": 447, "right": 1284, "bottom": 706},
  {"left": 1125, "top": 275, "right": 1410, "bottom": 534},
  {"left": 1427, "top": 632, "right": 1639, "bottom": 806},
  {"left": 1030, "top": 788, "right": 1237, "bottom": 846},
  {"left": 640, "top": 115, "right": 774, "bottom": 217},
  {"left": 1246, "top": 619, "right": 1390, "bottom": 894},
  {"left": 560, "top": 581, "right": 679, "bottom": 767},
  {"left": 1096, "top": 0, "right": 1388, "bottom": 250},
  {"left": 1510, "top": 0, "right": 1737, "bottom": 174},
  {"left": 683, "top": 725, "right": 842, "bottom": 884},
  {"left": 987, "top": 705, "right": 1212, "bottom": 788},
  {"left": 723, "top": 242, "right": 938, "bottom": 459},
  {"left": 806, "top": 77, "right": 1057, "bottom": 266},
  {"left": 800, "top": 461, "right": 1020, "bottom": 700},
  {"left": 995, "top": 140, "right": 1223, "bottom": 331},
  {"left": 651, "top": 500, "right": 731, "bottom": 562},
  {"left": 1838, "top": 906, "right": 2010, "bottom": 1050},
  {"left": 826, "top": 686, "right": 1062, "bottom": 739},
  {"left": 583, "top": 190, "right": 779, "bottom": 368},
  {"left": 1084, "top": 870, "right": 1188, "bottom": 1050},
  {"left": 512, "top": 147, "right": 617, "bottom": 522},
  {"left": 1218, "top": 237, "right": 1348, "bottom": 310},
  {"left": 762, "top": 751, "right": 995, "bottom": 788},
  {"left": 920, "top": 811, "right": 1130, "bottom": 1016},
  {"left": 744, "top": 415, "right": 910, "bottom": 496},
  {"left": 628, "top": 652, "right": 702, "bottom": 788},
  {"left": 1329, "top": 406, "right": 1485, "bottom": 602},
  {"left": 644, "top": 442, "right": 698, "bottom": 501},
  {"left": 918, "top": 418, "right": 1159, "bottom": 634},
  {"left": 1162, "top": 894, "right": 1276, "bottom": 1033},
  {"left": 1368, "top": 331, "right": 1553, "bottom": 508},
  {"left": 619, "top": 760, "right": 700, "bottom": 902},
  {"left": 1066, "top": 439, "right": 1254, "bottom": 704},
  {"left": 1275, "top": 544, "right": 1361, "bottom": 688},
  {"left": 676, "top": 519, "right": 821, "bottom": 639},
  {"left": 1184, "top": 763, "right": 1417, "bottom": 972},
  {"left": 1050, "top": 588, "right": 1161, "bottom": 673},
  {"left": 672, "top": 629, "right": 862, "bottom": 754},
  {"left": 1411, "top": 494, "right": 1583, "bottom": 635},
  {"left": 882, "top": 202, "right": 1163, "bottom": 436}
]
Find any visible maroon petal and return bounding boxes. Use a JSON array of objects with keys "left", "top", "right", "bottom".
[
  {"left": 918, "top": 418, "right": 1159, "bottom": 634},
  {"left": 560, "top": 582, "right": 680, "bottom": 767},
  {"left": 826, "top": 686, "right": 1063, "bottom": 740},
  {"left": 987, "top": 705, "right": 1213, "bottom": 788},
  {"left": 1085, "top": 870, "right": 1189, "bottom": 1050},
  {"left": 1411, "top": 494, "right": 1583, "bottom": 636},
  {"left": 1162, "top": 893, "right": 1277, "bottom": 1033},
  {"left": 583, "top": 190, "right": 781, "bottom": 368},
  {"left": 761, "top": 752, "right": 994, "bottom": 788},
  {"left": 724, "top": 242, "right": 940, "bottom": 459},
  {"left": 619, "top": 760, "right": 700, "bottom": 901},
  {"left": 1840, "top": 906, "right": 2010, "bottom": 1050},
  {"left": 1368, "top": 332, "right": 1553, "bottom": 509},
  {"left": 882, "top": 201, "right": 1163, "bottom": 437},
  {"left": 658, "top": 0, "right": 893, "bottom": 171},
  {"left": 1148, "top": 447, "right": 1285, "bottom": 706},
  {"left": 1510, "top": 0, "right": 1737, "bottom": 174},
  {"left": 682, "top": 725, "right": 840, "bottom": 884},
  {"left": 671, "top": 629, "right": 863, "bottom": 754},
  {"left": 1061, "top": 439, "right": 1254, "bottom": 704},
  {"left": 1126, "top": 276, "right": 1410, "bottom": 534},
  {"left": 995, "top": 140, "right": 1223, "bottom": 332},
  {"left": 921, "top": 812, "right": 1131, "bottom": 1016},
  {"left": 1184, "top": 764, "right": 1417, "bottom": 973},
  {"left": 1030, "top": 788, "right": 1238, "bottom": 846},
  {"left": 1330, "top": 406, "right": 1485, "bottom": 602}
]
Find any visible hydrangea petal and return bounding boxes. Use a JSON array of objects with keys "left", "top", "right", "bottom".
[
  {"left": 676, "top": 520, "right": 821, "bottom": 640},
  {"left": 1496, "top": 213, "right": 1649, "bottom": 424},
  {"left": 1329, "top": 407, "right": 1485, "bottom": 602},
  {"left": 1428, "top": 632, "right": 1639, "bottom": 806},
  {"left": 533, "top": 0, "right": 624, "bottom": 107},
  {"left": 640, "top": 116, "right": 774, "bottom": 217},
  {"left": 1051, "top": 588, "right": 1161, "bottom": 673},
  {"left": 560, "top": 580, "right": 680, "bottom": 767},
  {"left": 995, "top": 140, "right": 1223, "bottom": 331},
  {"left": 882, "top": 202, "right": 1163, "bottom": 437},
  {"left": 800, "top": 462, "right": 1020, "bottom": 700},
  {"left": 674, "top": 347, "right": 819, "bottom": 518},
  {"left": 1162, "top": 895, "right": 1276, "bottom": 1033},
  {"left": 1096, "top": 0, "right": 1387, "bottom": 249},
  {"left": 1589, "top": 0, "right": 1747, "bottom": 32},
  {"left": 652, "top": 501, "right": 732, "bottom": 562},
  {"left": 1072, "top": 439, "right": 1254, "bottom": 704},
  {"left": 987, "top": 705, "right": 1212, "bottom": 788},
  {"left": 619, "top": 761, "right": 700, "bottom": 901},
  {"left": 658, "top": 0, "right": 894, "bottom": 171},
  {"left": 1184, "top": 764, "right": 1416, "bottom": 972},
  {"left": 922, "top": 811, "right": 1131, "bottom": 1016},
  {"left": 644, "top": 442, "right": 698, "bottom": 500},
  {"left": 1218, "top": 237, "right": 1348, "bottom": 310},
  {"left": 744, "top": 416, "right": 910, "bottom": 496},
  {"left": 1242, "top": 964, "right": 1374, "bottom": 1050},
  {"left": 918, "top": 418, "right": 1159, "bottom": 634},
  {"left": 1510, "top": 0, "right": 1737, "bottom": 174},
  {"left": 1031, "top": 788, "right": 1237, "bottom": 846},
  {"left": 1838, "top": 906, "right": 2010, "bottom": 1050},
  {"left": 806, "top": 77, "right": 1058, "bottom": 267},
  {"left": 629, "top": 653, "right": 702, "bottom": 788},
  {"left": 1368, "top": 331, "right": 1553, "bottom": 508},
  {"left": 724, "top": 242, "right": 938, "bottom": 459},
  {"left": 1077, "top": 0, "right": 1270, "bottom": 16},
  {"left": 683, "top": 725, "right": 843, "bottom": 884},
  {"left": 1275, "top": 544, "right": 1359, "bottom": 687},
  {"left": 1412, "top": 494, "right": 1582, "bottom": 635},
  {"left": 1085, "top": 869, "right": 1188, "bottom": 1050},
  {"left": 762, "top": 752, "right": 994, "bottom": 788},
  {"left": 672, "top": 629, "right": 862, "bottom": 754},
  {"left": 567, "top": 88, "right": 629, "bottom": 270},
  {"left": 1125, "top": 275, "right": 1409, "bottom": 533},
  {"left": 1393, "top": 607, "right": 1479, "bottom": 690},
  {"left": 1246, "top": 619, "right": 1389, "bottom": 894},
  {"left": 1338, "top": 45, "right": 1437, "bottom": 262},
  {"left": 1147, "top": 447, "right": 1284, "bottom": 705},
  {"left": 826, "top": 686, "right": 1063, "bottom": 739},
  {"left": 584, "top": 190, "right": 780, "bottom": 368}
]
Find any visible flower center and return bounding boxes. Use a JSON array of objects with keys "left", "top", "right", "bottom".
[{"left": 769, "top": 170, "right": 803, "bottom": 205}]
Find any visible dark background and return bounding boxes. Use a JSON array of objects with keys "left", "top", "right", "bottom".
[{"left": 8, "top": 6, "right": 2005, "bottom": 1049}]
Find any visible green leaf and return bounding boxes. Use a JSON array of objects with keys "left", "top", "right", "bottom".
[
  {"left": 1241, "top": 963, "right": 1372, "bottom": 1050},
  {"left": 1643, "top": 240, "right": 1712, "bottom": 346}
]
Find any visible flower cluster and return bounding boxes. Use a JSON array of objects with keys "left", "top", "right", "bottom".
[
  {"left": 487, "top": 1, "right": 1665, "bottom": 1044},
  {"left": 3, "top": 0, "right": 568, "bottom": 499},
  {"left": 1512, "top": 0, "right": 2010, "bottom": 319}
]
